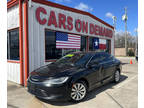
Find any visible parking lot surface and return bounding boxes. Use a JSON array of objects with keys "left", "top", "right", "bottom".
[{"left": 7, "top": 57, "right": 138, "bottom": 108}]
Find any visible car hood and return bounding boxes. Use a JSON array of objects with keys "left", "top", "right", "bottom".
[{"left": 30, "top": 63, "right": 80, "bottom": 78}]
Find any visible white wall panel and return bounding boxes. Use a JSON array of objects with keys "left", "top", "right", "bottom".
[
  {"left": 7, "top": 5, "right": 20, "bottom": 84},
  {"left": 7, "top": 63, "right": 20, "bottom": 84},
  {"left": 7, "top": 5, "right": 19, "bottom": 30},
  {"left": 28, "top": 5, "right": 46, "bottom": 72}
]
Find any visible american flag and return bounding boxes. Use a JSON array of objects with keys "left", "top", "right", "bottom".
[{"left": 56, "top": 32, "right": 81, "bottom": 49}]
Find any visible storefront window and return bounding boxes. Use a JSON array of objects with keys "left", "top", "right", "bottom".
[
  {"left": 45, "top": 30, "right": 62, "bottom": 60},
  {"left": 106, "top": 40, "right": 111, "bottom": 54},
  {"left": 7, "top": 29, "right": 19, "bottom": 60},
  {"left": 89, "top": 37, "right": 111, "bottom": 53},
  {"left": 89, "top": 37, "right": 95, "bottom": 51},
  {"left": 80, "top": 36, "right": 87, "bottom": 51},
  {"left": 62, "top": 49, "right": 78, "bottom": 56},
  {"left": 45, "top": 30, "right": 83, "bottom": 60}
]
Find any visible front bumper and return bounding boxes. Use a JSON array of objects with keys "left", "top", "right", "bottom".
[{"left": 27, "top": 80, "right": 71, "bottom": 101}]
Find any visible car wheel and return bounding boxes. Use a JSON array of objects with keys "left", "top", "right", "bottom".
[
  {"left": 114, "top": 70, "right": 120, "bottom": 83},
  {"left": 70, "top": 81, "right": 87, "bottom": 102}
]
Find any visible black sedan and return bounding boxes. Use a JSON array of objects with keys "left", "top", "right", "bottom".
[{"left": 27, "top": 52, "right": 122, "bottom": 102}]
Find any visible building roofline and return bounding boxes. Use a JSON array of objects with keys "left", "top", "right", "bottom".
[
  {"left": 32, "top": 0, "right": 114, "bottom": 29},
  {"left": 7, "top": 0, "right": 114, "bottom": 29}
]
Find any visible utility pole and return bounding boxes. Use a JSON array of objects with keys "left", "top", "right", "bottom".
[
  {"left": 112, "top": 16, "right": 116, "bottom": 53},
  {"left": 112, "top": 16, "right": 117, "bottom": 30},
  {"left": 122, "top": 7, "right": 128, "bottom": 56}
]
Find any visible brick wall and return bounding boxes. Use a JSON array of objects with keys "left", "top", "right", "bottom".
[
  {"left": 115, "top": 48, "right": 126, "bottom": 56},
  {"left": 115, "top": 48, "right": 135, "bottom": 56}
]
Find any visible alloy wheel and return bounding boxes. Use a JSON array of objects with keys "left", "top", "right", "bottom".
[
  {"left": 71, "top": 82, "right": 86, "bottom": 101},
  {"left": 115, "top": 70, "right": 120, "bottom": 82}
]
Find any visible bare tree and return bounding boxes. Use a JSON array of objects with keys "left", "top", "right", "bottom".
[{"left": 115, "top": 31, "right": 137, "bottom": 49}]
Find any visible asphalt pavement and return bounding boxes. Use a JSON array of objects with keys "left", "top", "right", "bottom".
[{"left": 7, "top": 57, "right": 138, "bottom": 108}]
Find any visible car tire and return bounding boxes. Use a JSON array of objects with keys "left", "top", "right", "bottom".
[
  {"left": 114, "top": 70, "right": 120, "bottom": 83},
  {"left": 70, "top": 81, "right": 87, "bottom": 102}
]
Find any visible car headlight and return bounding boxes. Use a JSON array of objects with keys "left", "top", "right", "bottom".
[{"left": 43, "top": 77, "right": 69, "bottom": 84}]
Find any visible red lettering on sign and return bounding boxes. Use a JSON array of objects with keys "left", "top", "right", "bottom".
[
  {"left": 75, "top": 19, "right": 82, "bottom": 32},
  {"left": 59, "top": 13, "right": 66, "bottom": 29},
  {"left": 108, "top": 30, "right": 113, "bottom": 38},
  {"left": 82, "top": 21, "right": 88, "bottom": 33},
  {"left": 67, "top": 16, "right": 73, "bottom": 31},
  {"left": 36, "top": 7, "right": 47, "bottom": 25},
  {"left": 99, "top": 26, "right": 103, "bottom": 36},
  {"left": 35, "top": 7, "right": 113, "bottom": 38},
  {"left": 48, "top": 11, "right": 57, "bottom": 27},
  {"left": 90, "top": 23, "right": 95, "bottom": 34},
  {"left": 95, "top": 25, "right": 100, "bottom": 35},
  {"left": 103, "top": 27, "right": 106, "bottom": 36},
  {"left": 106, "top": 28, "right": 110, "bottom": 37}
]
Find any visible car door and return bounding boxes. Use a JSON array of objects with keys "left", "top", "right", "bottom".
[
  {"left": 100, "top": 53, "right": 115, "bottom": 83},
  {"left": 86, "top": 54, "right": 103, "bottom": 88}
]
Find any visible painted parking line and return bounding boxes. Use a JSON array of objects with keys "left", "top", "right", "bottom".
[
  {"left": 105, "top": 92, "right": 124, "bottom": 108},
  {"left": 114, "top": 75, "right": 137, "bottom": 89}
]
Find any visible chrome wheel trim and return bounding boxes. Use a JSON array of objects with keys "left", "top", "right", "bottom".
[
  {"left": 71, "top": 83, "right": 86, "bottom": 101},
  {"left": 115, "top": 71, "right": 120, "bottom": 82}
]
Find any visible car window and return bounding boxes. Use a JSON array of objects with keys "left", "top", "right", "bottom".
[
  {"left": 54, "top": 53, "right": 92, "bottom": 67},
  {"left": 89, "top": 54, "right": 105, "bottom": 64},
  {"left": 75, "top": 54, "right": 92, "bottom": 66},
  {"left": 55, "top": 53, "right": 84, "bottom": 65},
  {"left": 103, "top": 53, "right": 114, "bottom": 61}
]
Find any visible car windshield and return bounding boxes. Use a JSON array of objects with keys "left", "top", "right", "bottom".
[{"left": 54, "top": 53, "right": 91, "bottom": 66}]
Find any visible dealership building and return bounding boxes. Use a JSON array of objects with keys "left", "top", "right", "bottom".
[{"left": 7, "top": 0, "right": 114, "bottom": 86}]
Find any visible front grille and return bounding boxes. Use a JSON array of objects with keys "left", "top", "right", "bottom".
[{"left": 36, "top": 89, "right": 48, "bottom": 97}]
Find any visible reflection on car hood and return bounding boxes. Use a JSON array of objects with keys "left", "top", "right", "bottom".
[{"left": 30, "top": 63, "right": 79, "bottom": 78}]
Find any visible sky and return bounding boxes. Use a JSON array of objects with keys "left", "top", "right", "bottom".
[
  {"left": 7, "top": 0, "right": 138, "bottom": 36},
  {"left": 47, "top": 0, "right": 138, "bottom": 36}
]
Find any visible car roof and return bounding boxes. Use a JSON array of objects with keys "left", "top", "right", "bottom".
[{"left": 71, "top": 51, "right": 108, "bottom": 55}]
